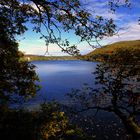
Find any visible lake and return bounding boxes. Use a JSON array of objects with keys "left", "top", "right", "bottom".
[
  {"left": 12, "top": 60, "right": 126, "bottom": 139},
  {"left": 28, "top": 60, "right": 98, "bottom": 105}
]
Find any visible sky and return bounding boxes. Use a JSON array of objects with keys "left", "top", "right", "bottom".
[{"left": 18, "top": 0, "right": 140, "bottom": 56}]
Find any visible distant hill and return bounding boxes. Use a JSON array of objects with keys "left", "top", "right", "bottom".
[
  {"left": 84, "top": 40, "right": 140, "bottom": 61},
  {"left": 23, "top": 55, "right": 78, "bottom": 61},
  {"left": 22, "top": 40, "right": 140, "bottom": 61}
]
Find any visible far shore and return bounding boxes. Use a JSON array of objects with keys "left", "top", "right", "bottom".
[{"left": 23, "top": 55, "right": 80, "bottom": 61}]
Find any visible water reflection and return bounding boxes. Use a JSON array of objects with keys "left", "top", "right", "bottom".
[{"left": 31, "top": 60, "right": 98, "bottom": 103}]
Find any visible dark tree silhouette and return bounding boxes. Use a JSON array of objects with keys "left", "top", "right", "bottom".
[
  {"left": 69, "top": 48, "right": 140, "bottom": 139},
  {"left": 0, "top": 36, "right": 40, "bottom": 106},
  {"left": 0, "top": 0, "right": 41, "bottom": 106}
]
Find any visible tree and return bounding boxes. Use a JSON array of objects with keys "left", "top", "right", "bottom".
[
  {"left": 0, "top": 35, "right": 40, "bottom": 106},
  {"left": 0, "top": 100, "right": 87, "bottom": 140},
  {"left": 68, "top": 48, "right": 140, "bottom": 139},
  {"left": 0, "top": 1, "right": 40, "bottom": 106}
]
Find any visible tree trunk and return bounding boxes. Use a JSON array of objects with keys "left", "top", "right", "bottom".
[{"left": 114, "top": 110, "right": 140, "bottom": 140}]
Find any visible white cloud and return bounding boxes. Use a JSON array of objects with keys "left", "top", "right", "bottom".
[
  {"left": 81, "top": 0, "right": 130, "bottom": 21},
  {"left": 102, "top": 21, "right": 140, "bottom": 45}
]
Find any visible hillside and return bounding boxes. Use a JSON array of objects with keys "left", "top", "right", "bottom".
[{"left": 84, "top": 40, "right": 140, "bottom": 61}]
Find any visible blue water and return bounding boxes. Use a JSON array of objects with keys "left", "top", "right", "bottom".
[{"left": 28, "top": 60, "right": 98, "bottom": 105}]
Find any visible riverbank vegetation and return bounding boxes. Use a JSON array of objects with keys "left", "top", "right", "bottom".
[
  {"left": 0, "top": 102, "right": 87, "bottom": 140},
  {"left": 23, "top": 55, "right": 78, "bottom": 61}
]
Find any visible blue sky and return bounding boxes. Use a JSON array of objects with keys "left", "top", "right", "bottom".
[{"left": 18, "top": 0, "right": 140, "bottom": 56}]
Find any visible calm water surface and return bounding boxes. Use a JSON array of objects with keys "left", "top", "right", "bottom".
[
  {"left": 21, "top": 60, "right": 125, "bottom": 139},
  {"left": 30, "top": 60, "right": 98, "bottom": 104}
]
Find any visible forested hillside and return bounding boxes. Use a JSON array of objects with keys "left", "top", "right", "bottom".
[{"left": 84, "top": 40, "right": 140, "bottom": 61}]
